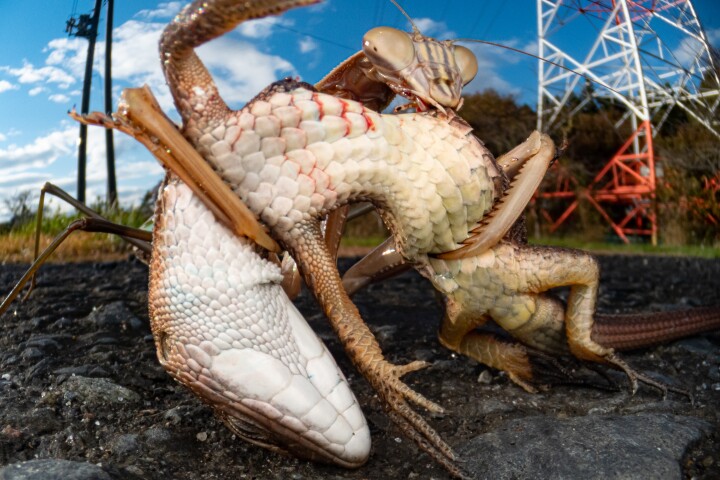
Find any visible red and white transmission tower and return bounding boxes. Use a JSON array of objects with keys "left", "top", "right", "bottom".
[{"left": 536, "top": 0, "right": 720, "bottom": 243}]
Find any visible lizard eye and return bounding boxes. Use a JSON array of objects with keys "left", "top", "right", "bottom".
[
  {"left": 454, "top": 45, "right": 478, "bottom": 85},
  {"left": 362, "top": 27, "right": 415, "bottom": 72}
]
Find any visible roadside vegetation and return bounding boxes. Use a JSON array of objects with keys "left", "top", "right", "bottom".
[
  {"left": 1, "top": 89, "right": 717, "bottom": 263},
  {"left": 0, "top": 190, "right": 154, "bottom": 264}
]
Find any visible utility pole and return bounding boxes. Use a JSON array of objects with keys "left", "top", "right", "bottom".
[
  {"left": 104, "top": 0, "right": 117, "bottom": 206},
  {"left": 67, "top": 0, "right": 117, "bottom": 205}
]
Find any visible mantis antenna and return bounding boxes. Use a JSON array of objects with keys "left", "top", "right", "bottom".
[
  {"left": 388, "top": 0, "right": 420, "bottom": 34},
  {"left": 453, "top": 38, "right": 622, "bottom": 97}
]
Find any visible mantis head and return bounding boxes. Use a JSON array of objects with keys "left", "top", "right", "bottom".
[{"left": 362, "top": 26, "right": 478, "bottom": 112}]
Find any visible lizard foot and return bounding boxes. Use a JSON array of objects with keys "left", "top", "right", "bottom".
[
  {"left": 366, "top": 359, "right": 468, "bottom": 478},
  {"left": 606, "top": 353, "right": 693, "bottom": 402}
]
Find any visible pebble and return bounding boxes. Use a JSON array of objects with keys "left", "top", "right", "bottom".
[
  {"left": 162, "top": 406, "right": 184, "bottom": 425},
  {"left": 24, "top": 335, "right": 69, "bottom": 351},
  {"left": 477, "top": 370, "right": 493, "bottom": 384},
  {"left": 0, "top": 459, "right": 112, "bottom": 480},
  {"left": 110, "top": 433, "right": 139, "bottom": 456},
  {"left": 141, "top": 426, "right": 172, "bottom": 444},
  {"left": 20, "top": 348, "right": 43, "bottom": 362},
  {"left": 52, "top": 318, "right": 74, "bottom": 330},
  {"left": 58, "top": 376, "right": 141, "bottom": 407},
  {"left": 372, "top": 325, "right": 397, "bottom": 343},
  {"left": 85, "top": 301, "right": 145, "bottom": 332}
]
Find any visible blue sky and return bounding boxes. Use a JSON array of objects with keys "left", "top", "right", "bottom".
[{"left": 0, "top": 0, "right": 718, "bottom": 221}]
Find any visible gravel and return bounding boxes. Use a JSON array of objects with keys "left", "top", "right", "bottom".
[{"left": 0, "top": 254, "right": 718, "bottom": 479}]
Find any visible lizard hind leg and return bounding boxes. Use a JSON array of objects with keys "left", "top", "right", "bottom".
[
  {"left": 438, "top": 308, "right": 599, "bottom": 394},
  {"left": 515, "top": 245, "right": 689, "bottom": 398}
]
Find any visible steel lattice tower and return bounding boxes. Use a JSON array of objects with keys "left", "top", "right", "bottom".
[{"left": 536, "top": 0, "right": 719, "bottom": 244}]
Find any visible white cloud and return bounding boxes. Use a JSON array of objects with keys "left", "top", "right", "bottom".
[
  {"left": 0, "top": 127, "right": 75, "bottom": 170},
  {"left": 0, "top": 122, "right": 164, "bottom": 222},
  {"left": 28, "top": 86, "right": 45, "bottom": 96},
  {"left": 101, "top": 20, "right": 170, "bottom": 107},
  {"left": 673, "top": 36, "right": 703, "bottom": 66},
  {"left": 237, "top": 17, "right": 291, "bottom": 39},
  {"left": 136, "top": 1, "right": 183, "bottom": 19},
  {"left": 196, "top": 37, "right": 295, "bottom": 106},
  {"left": 1, "top": 61, "right": 76, "bottom": 89},
  {"left": 0, "top": 80, "right": 17, "bottom": 93},
  {"left": 37, "top": 19, "right": 170, "bottom": 109},
  {"left": 412, "top": 18, "right": 450, "bottom": 37},
  {"left": 44, "top": 37, "right": 88, "bottom": 79},
  {"left": 2, "top": 128, "right": 21, "bottom": 138},
  {"left": 456, "top": 39, "right": 528, "bottom": 97},
  {"left": 49, "top": 93, "right": 71, "bottom": 104},
  {"left": 0, "top": 133, "right": 6, "bottom": 142},
  {"left": 704, "top": 28, "right": 720, "bottom": 46},
  {"left": 98, "top": 16, "right": 297, "bottom": 110},
  {"left": 18, "top": 0, "right": 300, "bottom": 114},
  {"left": 299, "top": 37, "right": 317, "bottom": 53}
]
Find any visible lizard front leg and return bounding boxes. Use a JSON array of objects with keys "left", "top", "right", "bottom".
[
  {"left": 280, "top": 219, "right": 462, "bottom": 475},
  {"left": 436, "top": 258, "right": 572, "bottom": 392},
  {"left": 437, "top": 302, "right": 537, "bottom": 392}
]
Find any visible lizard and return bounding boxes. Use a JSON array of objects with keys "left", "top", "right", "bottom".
[
  {"left": 158, "top": 0, "right": 719, "bottom": 474},
  {"left": 337, "top": 131, "right": 720, "bottom": 393},
  {"left": 0, "top": 0, "right": 540, "bottom": 474},
  {"left": 156, "top": 0, "right": 557, "bottom": 474}
]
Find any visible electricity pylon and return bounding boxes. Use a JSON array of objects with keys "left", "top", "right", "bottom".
[{"left": 536, "top": 0, "right": 719, "bottom": 244}]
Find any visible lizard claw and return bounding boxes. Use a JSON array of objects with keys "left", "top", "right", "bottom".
[
  {"left": 386, "top": 360, "right": 445, "bottom": 413},
  {"left": 606, "top": 353, "right": 693, "bottom": 402},
  {"left": 365, "top": 359, "right": 467, "bottom": 477},
  {"left": 519, "top": 349, "right": 622, "bottom": 393}
]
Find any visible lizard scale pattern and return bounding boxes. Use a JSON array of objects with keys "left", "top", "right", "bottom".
[{"left": 148, "top": 176, "right": 371, "bottom": 467}]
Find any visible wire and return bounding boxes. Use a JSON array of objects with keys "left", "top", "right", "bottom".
[
  {"left": 455, "top": 38, "right": 623, "bottom": 97},
  {"left": 273, "top": 23, "right": 356, "bottom": 52},
  {"left": 479, "top": 1, "right": 506, "bottom": 40}
]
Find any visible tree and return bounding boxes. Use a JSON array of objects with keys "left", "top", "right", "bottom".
[{"left": 459, "top": 90, "right": 536, "bottom": 156}]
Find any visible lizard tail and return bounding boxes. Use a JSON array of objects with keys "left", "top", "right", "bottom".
[{"left": 591, "top": 306, "right": 720, "bottom": 351}]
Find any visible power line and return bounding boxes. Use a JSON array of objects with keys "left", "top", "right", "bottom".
[{"left": 273, "top": 23, "right": 356, "bottom": 52}]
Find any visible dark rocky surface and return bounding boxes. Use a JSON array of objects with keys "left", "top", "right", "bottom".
[{"left": 0, "top": 254, "right": 718, "bottom": 479}]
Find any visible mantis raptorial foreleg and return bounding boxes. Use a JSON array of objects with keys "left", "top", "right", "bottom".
[
  {"left": 0, "top": 211, "right": 152, "bottom": 317},
  {"left": 19, "top": 182, "right": 153, "bottom": 300}
]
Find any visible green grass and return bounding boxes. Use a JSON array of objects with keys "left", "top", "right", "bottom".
[
  {"left": 7, "top": 204, "right": 149, "bottom": 237},
  {"left": 0, "top": 204, "right": 152, "bottom": 263},
  {"left": 339, "top": 235, "right": 387, "bottom": 248},
  {"left": 340, "top": 233, "right": 720, "bottom": 258},
  {"left": 4, "top": 202, "right": 718, "bottom": 263},
  {"left": 529, "top": 236, "right": 720, "bottom": 258}
]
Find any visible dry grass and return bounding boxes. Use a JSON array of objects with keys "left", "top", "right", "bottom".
[{"left": 0, "top": 232, "right": 136, "bottom": 264}]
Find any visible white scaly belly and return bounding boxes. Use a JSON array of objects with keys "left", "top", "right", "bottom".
[
  {"left": 184, "top": 85, "right": 499, "bottom": 259},
  {"left": 148, "top": 176, "right": 370, "bottom": 467}
]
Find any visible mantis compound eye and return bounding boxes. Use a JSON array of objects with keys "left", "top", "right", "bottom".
[
  {"left": 454, "top": 45, "right": 478, "bottom": 85},
  {"left": 363, "top": 26, "right": 415, "bottom": 73}
]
